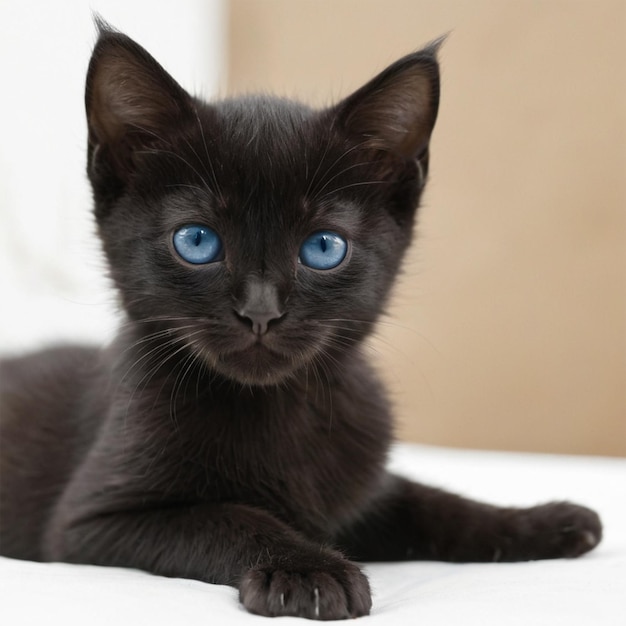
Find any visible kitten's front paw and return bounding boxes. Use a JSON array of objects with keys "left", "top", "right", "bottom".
[
  {"left": 508, "top": 501, "right": 602, "bottom": 560},
  {"left": 239, "top": 558, "right": 371, "bottom": 620}
]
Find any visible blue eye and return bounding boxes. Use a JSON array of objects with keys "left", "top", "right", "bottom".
[
  {"left": 173, "top": 224, "right": 223, "bottom": 264},
  {"left": 299, "top": 231, "right": 348, "bottom": 270}
]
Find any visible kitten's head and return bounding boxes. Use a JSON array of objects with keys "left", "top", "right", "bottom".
[{"left": 86, "top": 24, "right": 441, "bottom": 386}]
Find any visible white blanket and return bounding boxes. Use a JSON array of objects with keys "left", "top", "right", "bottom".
[{"left": 2, "top": 444, "right": 624, "bottom": 625}]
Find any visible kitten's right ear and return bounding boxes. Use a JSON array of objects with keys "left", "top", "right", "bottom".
[{"left": 86, "top": 21, "right": 195, "bottom": 185}]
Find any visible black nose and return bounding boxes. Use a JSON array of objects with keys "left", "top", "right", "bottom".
[{"left": 236, "top": 277, "right": 285, "bottom": 336}]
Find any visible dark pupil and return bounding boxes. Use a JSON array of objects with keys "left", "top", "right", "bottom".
[
  {"left": 320, "top": 236, "right": 328, "bottom": 253},
  {"left": 193, "top": 231, "right": 202, "bottom": 247}
]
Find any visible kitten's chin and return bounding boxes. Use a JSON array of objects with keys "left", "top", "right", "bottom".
[{"left": 208, "top": 343, "right": 308, "bottom": 387}]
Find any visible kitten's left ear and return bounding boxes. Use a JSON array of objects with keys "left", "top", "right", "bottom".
[{"left": 335, "top": 38, "right": 443, "bottom": 179}]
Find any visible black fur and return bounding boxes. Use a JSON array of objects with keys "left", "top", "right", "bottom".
[{"left": 0, "top": 25, "right": 601, "bottom": 620}]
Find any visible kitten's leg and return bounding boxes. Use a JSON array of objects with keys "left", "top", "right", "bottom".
[
  {"left": 335, "top": 475, "right": 601, "bottom": 563},
  {"left": 45, "top": 503, "right": 370, "bottom": 620}
]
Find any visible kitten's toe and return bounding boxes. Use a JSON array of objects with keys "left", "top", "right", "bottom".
[
  {"left": 239, "top": 559, "right": 371, "bottom": 620},
  {"left": 510, "top": 501, "right": 602, "bottom": 560},
  {"left": 550, "top": 503, "right": 602, "bottom": 557}
]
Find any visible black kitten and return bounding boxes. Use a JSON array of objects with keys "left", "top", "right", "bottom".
[{"left": 0, "top": 24, "right": 601, "bottom": 620}]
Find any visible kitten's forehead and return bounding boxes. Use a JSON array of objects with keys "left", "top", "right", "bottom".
[
  {"left": 176, "top": 96, "right": 374, "bottom": 251},
  {"left": 195, "top": 95, "right": 343, "bottom": 213},
  {"left": 213, "top": 95, "right": 314, "bottom": 153}
]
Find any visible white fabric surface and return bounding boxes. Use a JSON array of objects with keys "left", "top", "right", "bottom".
[{"left": 2, "top": 444, "right": 624, "bottom": 625}]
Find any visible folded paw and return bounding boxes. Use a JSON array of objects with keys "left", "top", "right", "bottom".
[{"left": 239, "top": 557, "right": 371, "bottom": 620}]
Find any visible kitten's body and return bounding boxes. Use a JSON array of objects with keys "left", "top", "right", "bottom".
[
  {"left": 1, "top": 340, "right": 389, "bottom": 562},
  {"left": 0, "top": 25, "right": 601, "bottom": 620}
]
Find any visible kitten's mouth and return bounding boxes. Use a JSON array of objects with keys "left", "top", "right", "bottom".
[{"left": 183, "top": 322, "right": 328, "bottom": 387}]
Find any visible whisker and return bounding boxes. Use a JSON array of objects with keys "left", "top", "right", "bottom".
[
  {"left": 317, "top": 180, "right": 388, "bottom": 201},
  {"left": 169, "top": 349, "right": 201, "bottom": 427},
  {"left": 146, "top": 330, "right": 208, "bottom": 418},
  {"left": 123, "top": 121, "right": 218, "bottom": 202},
  {"left": 310, "top": 159, "right": 378, "bottom": 201},
  {"left": 320, "top": 317, "right": 442, "bottom": 356},
  {"left": 309, "top": 352, "right": 334, "bottom": 434},
  {"left": 304, "top": 132, "right": 334, "bottom": 199},
  {"left": 308, "top": 139, "right": 371, "bottom": 200},
  {"left": 192, "top": 109, "right": 228, "bottom": 207},
  {"left": 121, "top": 328, "right": 207, "bottom": 419},
  {"left": 116, "top": 326, "right": 199, "bottom": 380}
]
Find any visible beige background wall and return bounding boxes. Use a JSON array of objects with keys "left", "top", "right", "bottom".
[{"left": 227, "top": 0, "right": 625, "bottom": 456}]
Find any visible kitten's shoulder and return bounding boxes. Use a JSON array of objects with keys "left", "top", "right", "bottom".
[
  {"left": 0, "top": 345, "right": 100, "bottom": 390},
  {"left": 0, "top": 345, "right": 102, "bottom": 424}
]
